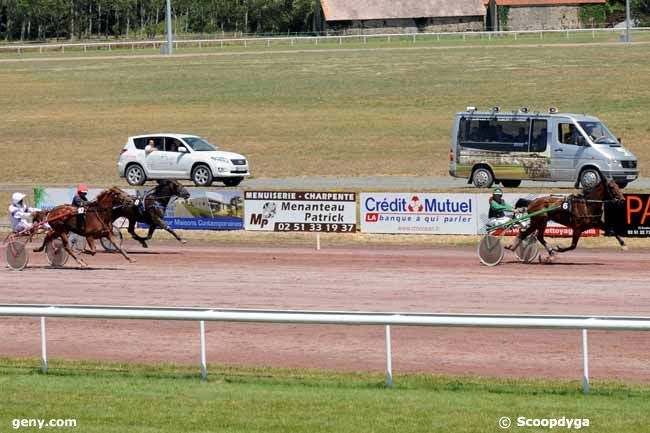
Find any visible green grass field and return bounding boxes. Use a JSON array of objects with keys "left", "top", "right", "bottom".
[
  {"left": 2, "top": 358, "right": 650, "bottom": 433},
  {"left": 0, "top": 38, "right": 649, "bottom": 186}
]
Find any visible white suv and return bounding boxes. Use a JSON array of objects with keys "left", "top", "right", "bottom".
[{"left": 117, "top": 134, "right": 250, "bottom": 186}]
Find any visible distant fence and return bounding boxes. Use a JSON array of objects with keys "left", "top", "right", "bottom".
[
  {"left": 2, "top": 304, "right": 650, "bottom": 392},
  {"left": 1, "top": 27, "right": 649, "bottom": 54}
]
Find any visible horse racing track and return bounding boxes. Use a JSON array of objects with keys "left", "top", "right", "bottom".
[{"left": 1, "top": 241, "right": 649, "bottom": 382}]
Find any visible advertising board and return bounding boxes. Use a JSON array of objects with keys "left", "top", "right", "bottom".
[
  {"left": 360, "top": 193, "right": 477, "bottom": 234},
  {"left": 605, "top": 194, "right": 650, "bottom": 237},
  {"left": 244, "top": 191, "right": 356, "bottom": 232}
]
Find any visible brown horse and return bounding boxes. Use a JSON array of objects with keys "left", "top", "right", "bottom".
[
  {"left": 34, "top": 187, "right": 135, "bottom": 267},
  {"left": 508, "top": 177, "right": 626, "bottom": 258},
  {"left": 113, "top": 179, "right": 191, "bottom": 248}
]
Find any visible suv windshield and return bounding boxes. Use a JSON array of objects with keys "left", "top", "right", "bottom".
[
  {"left": 578, "top": 121, "right": 619, "bottom": 146},
  {"left": 183, "top": 137, "right": 218, "bottom": 151}
]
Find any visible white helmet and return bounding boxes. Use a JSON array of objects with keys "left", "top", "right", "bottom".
[{"left": 12, "top": 192, "right": 26, "bottom": 206}]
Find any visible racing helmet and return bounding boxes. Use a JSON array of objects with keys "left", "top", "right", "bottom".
[
  {"left": 493, "top": 188, "right": 503, "bottom": 196},
  {"left": 11, "top": 192, "right": 26, "bottom": 205},
  {"left": 77, "top": 185, "right": 89, "bottom": 194}
]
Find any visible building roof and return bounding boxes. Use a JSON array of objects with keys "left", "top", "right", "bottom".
[
  {"left": 320, "top": 0, "right": 486, "bottom": 21},
  {"left": 482, "top": 0, "right": 605, "bottom": 5}
]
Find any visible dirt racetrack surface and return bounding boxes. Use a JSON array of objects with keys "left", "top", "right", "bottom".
[{"left": 1, "top": 241, "right": 649, "bottom": 383}]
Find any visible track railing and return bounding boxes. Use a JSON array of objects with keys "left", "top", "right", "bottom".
[
  {"left": 2, "top": 304, "right": 650, "bottom": 392},
  {"left": 1, "top": 27, "right": 649, "bottom": 54}
]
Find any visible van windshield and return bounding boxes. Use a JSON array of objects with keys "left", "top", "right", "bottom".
[
  {"left": 578, "top": 122, "right": 619, "bottom": 146},
  {"left": 183, "top": 137, "right": 218, "bottom": 151}
]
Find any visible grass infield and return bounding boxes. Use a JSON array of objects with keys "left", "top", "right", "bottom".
[
  {"left": 0, "top": 39, "right": 649, "bottom": 185},
  {"left": 1, "top": 357, "right": 650, "bottom": 433}
]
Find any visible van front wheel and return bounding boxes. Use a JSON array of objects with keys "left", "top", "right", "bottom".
[
  {"left": 579, "top": 168, "right": 601, "bottom": 189},
  {"left": 472, "top": 167, "right": 494, "bottom": 188}
]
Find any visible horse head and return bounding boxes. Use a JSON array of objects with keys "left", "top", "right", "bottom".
[
  {"left": 583, "top": 176, "right": 625, "bottom": 204},
  {"left": 97, "top": 187, "right": 133, "bottom": 208},
  {"left": 158, "top": 179, "right": 190, "bottom": 200}
]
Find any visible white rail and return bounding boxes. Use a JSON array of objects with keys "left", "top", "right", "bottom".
[
  {"left": 2, "top": 304, "right": 650, "bottom": 392},
  {"left": 1, "top": 27, "right": 648, "bottom": 54}
]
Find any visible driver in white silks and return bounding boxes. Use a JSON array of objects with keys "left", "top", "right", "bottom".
[
  {"left": 8, "top": 192, "right": 41, "bottom": 233},
  {"left": 486, "top": 188, "right": 514, "bottom": 228}
]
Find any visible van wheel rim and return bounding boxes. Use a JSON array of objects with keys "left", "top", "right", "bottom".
[
  {"left": 475, "top": 171, "right": 489, "bottom": 187},
  {"left": 195, "top": 168, "right": 209, "bottom": 184},
  {"left": 582, "top": 171, "right": 599, "bottom": 188}
]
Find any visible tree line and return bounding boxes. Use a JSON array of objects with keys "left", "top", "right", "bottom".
[
  {"left": 0, "top": 0, "right": 648, "bottom": 42},
  {"left": 0, "top": 0, "right": 321, "bottom": 41}
]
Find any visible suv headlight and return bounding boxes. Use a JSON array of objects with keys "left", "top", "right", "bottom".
[{"left": 211, "top": 156, "right": 229, "bottom": 164}]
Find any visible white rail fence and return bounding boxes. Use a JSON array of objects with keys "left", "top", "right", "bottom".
[
  {"left": 1, "top": 27, "right": 649, "bottom": 54},
  {"left": 2, "top": 304, "right": 650, "bottom": 392}
]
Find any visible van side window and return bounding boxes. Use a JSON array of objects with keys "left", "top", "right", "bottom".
[
  {"left": 530, "top": 120, "right": 548, "bottom": 152},
  {"left": 559, "top": 123, "right": 579, "bottom": 145},
  {"left": 458, "top": 119, "right": 530, "bottom": 152},
  {"left": 133, "top": 138, "right": 147, "bottom": 150}
]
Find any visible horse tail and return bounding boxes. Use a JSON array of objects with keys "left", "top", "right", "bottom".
[{"left": 514, "top": 198, "right": 531, "bottom": 209}]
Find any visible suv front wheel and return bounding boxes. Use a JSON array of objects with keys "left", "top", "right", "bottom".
[
  {"left": 125, "top": 164, "right": 146, "bottom": 186},
  {"left": 192, "top": 164, "right": 213, "bottom": 186}
]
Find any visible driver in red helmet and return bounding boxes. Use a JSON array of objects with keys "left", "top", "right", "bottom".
[{"left": 72, "top": 185, "right": 89, "bottom": 208}]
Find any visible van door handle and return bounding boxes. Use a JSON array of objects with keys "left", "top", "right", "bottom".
[{"left": 554, "top": 149, "right": 563, "bottom": 152}]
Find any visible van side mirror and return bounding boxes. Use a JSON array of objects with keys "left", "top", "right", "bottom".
[
  {"left": 617, "top": 137, "right": 622, "bottom": 143},
  {"left": 577, "top": 136, "right": 588, "bottom": 147},
  {"left": 178, "top": 146, "right": 188, "bottom": 153}
]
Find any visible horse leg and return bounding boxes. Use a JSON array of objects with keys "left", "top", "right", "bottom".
[
  {"left": 554, "top": 230, "right": 582, "bottom": 253},
  {"left": 106, "top": 231, "right": 136, "bottom": 263},
  {"left": 614, "top": 234, "right": 628, "bottom": 251},
  {"left": 535, "top": 221, "right": 555, "bottom": 257},
  {"left": 144, "top": 224, "right": 157, "bottom": 241},
  {"left": 151, "top": 215, "right": 186, "bottom": 244},
  {"left": 84, "top": 237, "right": 97, "bottom": 256},
  {"left": 34, "top": 231, "right": 55, "bottom": 252},
  {"left": 127, "top": 218, "right": 148, "bottom": 248},
  {"left": 60, "top": 232, "right": 87, "bottom": 268}
]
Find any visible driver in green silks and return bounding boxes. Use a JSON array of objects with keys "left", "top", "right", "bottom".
[{"left": 487, "top": 188, "right": 513, "bottom": 228}]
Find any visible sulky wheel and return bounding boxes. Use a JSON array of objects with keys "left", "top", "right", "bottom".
[
  {"left": 100, "top": 226, "right": 123, "bottom": 253},
  {"left": 5, "top": 238, "right": 29, "bottom": 271},
  {"left": 478, "top": 234, "right": 504, "bottom": 266},
  {"left": 45, "top": 238, "right": 69, "bottom": 268},
  {"left": 514, "top": 234, "right": 539, "bottom": 264}
]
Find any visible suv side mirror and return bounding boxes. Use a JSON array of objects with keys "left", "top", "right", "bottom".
[
  {"left": 617, "top": 137, "right": 622, "bottom": 143},
  {"left": 178, "top": 146, "right": 188, "bottom": 153}
]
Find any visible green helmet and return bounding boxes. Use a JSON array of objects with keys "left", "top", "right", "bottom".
[{"left": 493, "top": 188, "right": 503, "bottom": 195}]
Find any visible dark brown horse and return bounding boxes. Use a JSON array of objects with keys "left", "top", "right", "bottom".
[
  {"left": 34, "top": 187, "right": 135, "bottom": 267},
  {"left": 508, "top": 177, "right": 626, "bottom": 258},
  {"left": 113, "top": 179, "right": 191, "bottom": 248}
]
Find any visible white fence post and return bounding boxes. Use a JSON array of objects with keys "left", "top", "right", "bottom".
[
  {"left": 385, "top": 325, "right": 393, "bottom": 388},
  {"left": 40, "top": 317, "right": 48, "bottom": 374},
  {"left": 200, "top": 320, "right": 207, "bottom": 380},
  {"left": 582, "top": 329, "right": 589, "bottom": 394}
]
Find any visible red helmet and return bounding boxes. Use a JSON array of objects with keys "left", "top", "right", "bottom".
[{"left": 77, "top": 185, "right": 89, "bottom": 193}]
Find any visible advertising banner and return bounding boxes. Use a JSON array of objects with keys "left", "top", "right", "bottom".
[
  {"left": 605, "top": 194, "right": 650, "bottom": 237},
  {"left": 476, "top": 193, "right": 599, "bottom": 237},
  {"left": 34, "top": 188, "right": 244, "bottom": 231},
  {"left": 244, "top": 191, "right": 357, "bottom": 232},
  {"left": 360, "top": 193, "right": 477, "bottom": 234},
  {"left": 159, "top": 190, "right": 243, "bottom": 230}
]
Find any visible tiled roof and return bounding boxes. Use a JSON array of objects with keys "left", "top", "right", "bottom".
[{"left": 321, "top": 0, "right": 486, "bottom": 21}]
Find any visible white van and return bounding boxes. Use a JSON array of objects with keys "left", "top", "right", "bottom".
[{"left": 449, "top": 107, "right": 639, "bottom": 188}]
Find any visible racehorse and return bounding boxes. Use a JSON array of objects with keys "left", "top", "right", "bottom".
[
  {"left": 33, "top": 186, "right": 135, "bottom": 267},
  {"left": 508, "top": 177, "right": 626, "bottom": 258},
  {"left": 114, "top": 179, "right": 191, "bottom": 248}
]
